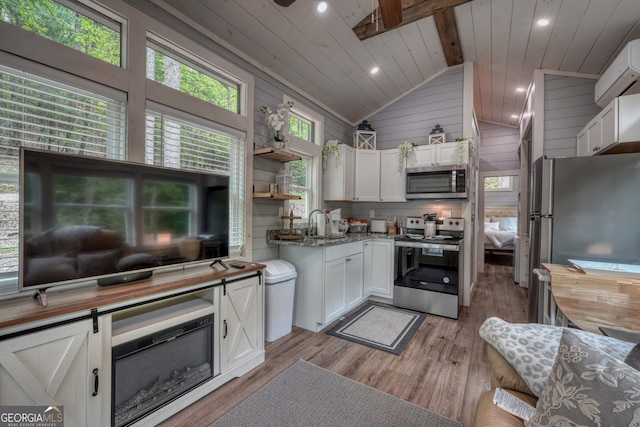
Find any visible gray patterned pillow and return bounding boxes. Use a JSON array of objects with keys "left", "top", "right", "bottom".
[
  {"left": 526, "top": 330, "right": 640, "bottom": 427},
  {"left": 479, "top": 317, "right": 634, "bottom": 397}
]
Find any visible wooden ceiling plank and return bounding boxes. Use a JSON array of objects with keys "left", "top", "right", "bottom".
[
  {"left": 433, "top": 7, "right": 463, "bottom": 66},
  {"left": 353, "top": 0, "right": 471, "bottom": 41}
]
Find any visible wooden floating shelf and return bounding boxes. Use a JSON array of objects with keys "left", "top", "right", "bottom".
[
  {"left": 253, "top": 147, "right": 301, "bottom": 162},
  {"left": 253, "top": 192, "right": 301, "bottom": 200}
]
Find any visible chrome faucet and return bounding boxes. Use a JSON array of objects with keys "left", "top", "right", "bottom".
[{"left": 308, "top": 209, "right": 329, "bottom": 237}]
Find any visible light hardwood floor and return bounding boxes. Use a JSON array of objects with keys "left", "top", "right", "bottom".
[{"left": 160, "top": 264, "right": 527, "bottom": 427}]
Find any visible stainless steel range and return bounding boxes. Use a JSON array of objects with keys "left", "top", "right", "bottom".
[{"left": 393, "top": 217, "right": 464, "bottom": 319}]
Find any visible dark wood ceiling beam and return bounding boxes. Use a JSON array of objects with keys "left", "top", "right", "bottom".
[
  {"left": 433, "top": 7, "right": 463, "bottom": 66},
  {"left": 379, "top": 0, "right": 403, "bottom": 29},
  {"left": 274, "top": 0, "right": 296, "bottom": 6},
  {"left": 352, "top": 0, "right": 470, "bottom": 41}
]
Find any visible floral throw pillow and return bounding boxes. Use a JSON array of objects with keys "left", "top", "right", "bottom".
[{"left": 526, "top": 330, "right": 640, "bottom": 427}]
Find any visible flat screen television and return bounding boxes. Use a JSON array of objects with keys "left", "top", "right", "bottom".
[{"left": 20, "top": 148, "right": 229, "bottom": 292}]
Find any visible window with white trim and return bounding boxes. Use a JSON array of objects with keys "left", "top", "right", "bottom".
[
  {"left": 485, "top": 176, "right": 513, "bottom": 192},
  {"left": 283, "top": 96, "right": 323, "bottom": 220},
  {"left": 0, "top": 64, "right": 127, "bottom": 293},
  {"left": 145, "top": 107, "right": 246, "bottom": 255},
  {"left": 0, "top": 0, "right": 123, "bottom": 67}
]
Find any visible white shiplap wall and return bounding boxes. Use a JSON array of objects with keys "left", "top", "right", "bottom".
[
  {"left": 365, "top": 67, "right": 465, "bottom": 149},
  {"left": 543, "top": 74, "right": 601, "bottom": 158},
  {"left": 478, "top": 121, "right": 520, "bottom": 171}
]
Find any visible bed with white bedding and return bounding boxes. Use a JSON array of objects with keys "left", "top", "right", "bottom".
[{"left": 483, "top": 208, "right": 518, "bottom": 258}]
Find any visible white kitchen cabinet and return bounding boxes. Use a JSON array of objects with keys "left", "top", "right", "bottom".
[
  {"left": 220, "top": 275, "right": 264, "bottom": 372},
  {"left": 577, "top": 128, "right": 589, "bottom": 156},
  {"left": 354, "top": 149, "right": 380, "bottom": 201},
  {"left": 576, "top": 93, "right": 640, "bottom": 156},
  {"left": 379, "top": 149, "right": 406, "bottom": 202},
  {"left": 324, "top": 144, "right": 355, "bottom": 201},
  {"left": 363, "top": 240, "right": 394, "bottom": 299},
  {"left": 280, "top": 241, "right": 365, "bottom": 331},
  {"left": 406, "top": 141, "right": 467, "bottom": 167},
  {"left": 0, "top": 319, "right": 103, "bottom": 427}
]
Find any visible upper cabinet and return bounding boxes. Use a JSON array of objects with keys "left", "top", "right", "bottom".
[
  {"left": 353, "top": 149, "right": 380, "bottom": 202},
  {"left": 379, "top": 149, "right": 406, "bottom": 202},
  {"left": 406, "top": 141, "right": 469, "bottom": 167},
  {"left": 324, "top": 144, "right": 356, "bottom": 201},
  {"left": 576, "top": 93, "right": 640, "bottom": 156}
]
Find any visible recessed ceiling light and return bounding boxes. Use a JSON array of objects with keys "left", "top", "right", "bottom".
[
  {"left": 516, "top": 87, "right": 525, "bottom": 92},
  {"left": 537, "top": 18, "right": 550, "bottom": 26},
  {"left": 511, "top": 114, "right": 519, "bottom": 119},
  {"left": 317, "top": 2, "right": 327, "bottom": 13},
  {"left": 370, "top": 66, "right": 379, "bottom": 75}
]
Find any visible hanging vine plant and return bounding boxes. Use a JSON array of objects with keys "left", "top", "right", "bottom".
[
  {"left": 322, "top": 140, "right": 342, "bottom": 170},
  {"left": 397, "top": 141, "right": 418, "bottom": 171},
  {"left": 455, "top": 136, "right": 475, "bottom": 166}
]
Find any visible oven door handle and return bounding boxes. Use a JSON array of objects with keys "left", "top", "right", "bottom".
[{"left": 394, "top": 241, "right": 460, "bottom": 251}]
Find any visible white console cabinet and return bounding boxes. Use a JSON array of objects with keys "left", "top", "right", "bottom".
[
  {"left": 0, "top": 318, "right": 104, "bottom": 427},
  {"left": 0, "top": 265, "right": 265, "bottom": 427}
]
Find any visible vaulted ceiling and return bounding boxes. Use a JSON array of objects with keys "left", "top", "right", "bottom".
[{"left": 152, "top": 0, "right": 640, "bottom": 127}]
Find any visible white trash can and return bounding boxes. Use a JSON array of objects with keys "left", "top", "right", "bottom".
[{"left": 263, "top": 260, "right": 297, "bottom": 342}]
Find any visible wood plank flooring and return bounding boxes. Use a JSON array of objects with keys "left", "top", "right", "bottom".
[{"left": 160, "top": 264, "right": 527, "bottom": 427}]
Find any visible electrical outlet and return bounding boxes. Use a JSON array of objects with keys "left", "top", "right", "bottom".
[{"left": 369, "top": 210, "right": 375, "bottom": 217}]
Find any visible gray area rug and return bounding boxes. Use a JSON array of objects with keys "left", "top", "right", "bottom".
[
  {"left": 326, "top": 303, "right": 425, "bottom": 355},
  {"left": 210, "top": 360, "right": 462, "bottom": 427}
]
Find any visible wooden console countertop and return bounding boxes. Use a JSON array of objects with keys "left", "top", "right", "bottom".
[
  {"left": 0, "top": 261, "right": 265, "bottom": 333},
  {"left": 543, "top": 263, "right": 640, "bottom": 334}
]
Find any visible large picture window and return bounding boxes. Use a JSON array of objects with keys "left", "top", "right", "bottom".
[
  {"left": 0, "top": 0, "right": 252, "bottom": 294},
  {"left": 0, "top": 64, "right": 127, "bottom": 293}
]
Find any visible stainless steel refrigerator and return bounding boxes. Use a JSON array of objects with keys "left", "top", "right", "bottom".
[{"left": 528, "top": 153, "right": 640, "bottom": 323}]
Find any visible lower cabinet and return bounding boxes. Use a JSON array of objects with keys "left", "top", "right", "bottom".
[
  {"left": 281, "top": 240, "right": 394, "bottom": 332},
  {"left": 324, "top": 251, "right": 364, "bottom": 324},
  {"left": 363, "top": 240, "right": 394, "bottom": 298},
  {"left": 220, "top": 275, "right": 264, "bottom": 371},
  {"left": 0, "top": 319, "right": 103, "bottom": 427}
]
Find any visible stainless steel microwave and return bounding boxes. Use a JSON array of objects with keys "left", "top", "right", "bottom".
[{"left": 405, "top": 165, "right": 468, "bottom": 199}]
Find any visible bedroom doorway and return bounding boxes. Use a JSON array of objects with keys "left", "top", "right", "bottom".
[{"left": 478, "top": 170, "right": 521, "bottom": 274}]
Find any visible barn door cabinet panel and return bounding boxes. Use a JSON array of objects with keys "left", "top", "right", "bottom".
[
  {"left": 0, "top": 319, "right": 103, "bottom": 427},
  {"left": 220, "top": 275, "right": 264, "bottom": 372}
]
